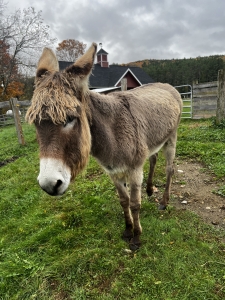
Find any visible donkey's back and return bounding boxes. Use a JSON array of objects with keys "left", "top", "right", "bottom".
[
  {"left": 90, "top": 82, "right": 182, "bottom": 162},
  {"left": 111, "top": 82, "right": 182, "bottom": 125},
  {"left": 125, "top": 82, "right": 182, "bottom": 148}
]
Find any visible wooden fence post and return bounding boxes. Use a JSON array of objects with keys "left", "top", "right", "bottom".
[
  {"left": 121, "top": 78, "right": 127, "bottom": 91},
  {"left": 216, "top": 69, "right": 225, "bottom": 124},
  {"left": 10, "top": 98, "right": 25, "bottom": 145}
]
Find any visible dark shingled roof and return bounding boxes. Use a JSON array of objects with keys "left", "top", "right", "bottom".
[{"left": 58, "top": 61, "right": 154, "bottom": 88}]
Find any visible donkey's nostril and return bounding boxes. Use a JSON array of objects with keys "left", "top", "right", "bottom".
[
  {"left": 55, "top": 179, "right": 63, "bottom": 189},
  {"left": 52, "top": 179, "right": 63, "bottom": 195},
  {"left": 51, "top": 179, "right": 63, "bottom": 195}
]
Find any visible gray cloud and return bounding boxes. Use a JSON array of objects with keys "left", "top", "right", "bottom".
[{"left": 6, "top": 0, "right": 225, "bottom": 63}]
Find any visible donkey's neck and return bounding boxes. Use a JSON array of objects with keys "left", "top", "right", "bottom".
[
  {"left": 88, "top": 92, "right": 116, "bottom": 152},
  {"left": 87, "top": 90, "right": 153, "bottom": 173},
  {"left": 88, "top": 91, "right": 128, "bottom": 170}
]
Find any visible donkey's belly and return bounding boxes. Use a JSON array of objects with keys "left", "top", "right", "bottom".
[
  {"left": 148, "top": 141, "right": 165, "bottom": 157},
  {"left": 102, "top": 164, "right": 128, "bottom": 178},
  {"left": 94, "top": 140, "right": 166, "bottom": 182}
]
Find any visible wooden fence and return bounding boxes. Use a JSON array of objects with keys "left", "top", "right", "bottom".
[{"left": 192, "top": 81, "right": 218, "bottom": 119}]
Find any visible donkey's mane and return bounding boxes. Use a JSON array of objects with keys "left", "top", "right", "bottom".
[{"left": 26, "top": 71, "right": 89, "bottom": 124}]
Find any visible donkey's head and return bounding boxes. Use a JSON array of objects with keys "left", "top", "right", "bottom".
[{"left": 26, "top": 43, "right": 97, "bottom": 196}]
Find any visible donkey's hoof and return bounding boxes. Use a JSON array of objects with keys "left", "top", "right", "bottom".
[
  {"left": 129, "top": 237, "right": 141, "bottom": 251},
  {"left": 146, "top": 188, "right": 153, "bottom": 197},
  {"left": 129, "top": 243, "right": 140, "bottom": 251},
  {"left": 159, "top": 204, "right": 167, "bottom": 210}
]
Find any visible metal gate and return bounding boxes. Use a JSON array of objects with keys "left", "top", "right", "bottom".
[{"left": 174, "top": 84, "right": 192, "bottom": 119}]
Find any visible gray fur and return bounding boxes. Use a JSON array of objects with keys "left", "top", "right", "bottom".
[{"left": 89, "top": 83, "right": 182, "bottom": 172}]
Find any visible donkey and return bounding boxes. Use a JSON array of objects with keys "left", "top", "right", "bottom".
[{"left": 26, "top": 43, "right": 183, "bottom": 250}]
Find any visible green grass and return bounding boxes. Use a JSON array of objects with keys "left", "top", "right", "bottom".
[
  {"left": 177, "top": 118, "right": 225, "bottom": 178},
  {"left": 1, "top": 120, "right": 225, "bottom": 299}
]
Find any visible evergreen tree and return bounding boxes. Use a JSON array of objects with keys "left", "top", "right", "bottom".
[{"left": 142, "top": 56, "right": 225, "bottom": 86}]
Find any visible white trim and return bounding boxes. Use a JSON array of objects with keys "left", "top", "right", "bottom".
[
  {"left": 92, "top": 87, "right": 121, "bottom": 93},
  {"left": 114, "top": 68, "right": 142, "bottom": 87}
]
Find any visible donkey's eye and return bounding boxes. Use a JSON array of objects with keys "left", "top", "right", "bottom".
[
  {"left": 63, "top": 116, "right": 76, "bottom": 127},
  {"left": 67, "top": 116, "right": 75, "bottom": 123}
]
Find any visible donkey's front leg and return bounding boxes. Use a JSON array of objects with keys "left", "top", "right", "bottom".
[
  {"left": 129, "top": 170, "right": 143, "bottom": 250},
  {"left": 113, "top": 180, "right": 134, "bottom": 242}
]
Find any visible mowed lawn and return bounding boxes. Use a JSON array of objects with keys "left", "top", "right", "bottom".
[{"left": 1, "top": 119, "right": 225, "bottom": 299}]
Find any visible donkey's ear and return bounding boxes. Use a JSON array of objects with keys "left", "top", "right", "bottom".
[
  {"left": 66, "top": 43, "right": 97, "bottom": 77},
  {"left": 36, "top": 48, "right": 59, "bottom": 78}
]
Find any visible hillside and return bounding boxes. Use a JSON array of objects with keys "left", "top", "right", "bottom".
[{"left": 126, "top": 55, "right": 225, "bottom": 86}]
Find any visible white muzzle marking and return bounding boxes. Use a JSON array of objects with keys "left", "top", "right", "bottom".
[{"left": 37, "top": 158, "right": 71, "bottom": 196}]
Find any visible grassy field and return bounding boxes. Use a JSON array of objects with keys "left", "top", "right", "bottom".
[{"left": 1, "top": 119, "right": 225, "bottom": 299}]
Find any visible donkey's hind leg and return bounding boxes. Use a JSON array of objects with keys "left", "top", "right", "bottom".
[
  {"left": 146, "top": 153, "right": 158, "bottom": 196},
  {"left": 113, "top": 178, "right": 133, "bottom": 242},
  {"left": 160, "top": 133, "right": 177, "bottom": 210}
]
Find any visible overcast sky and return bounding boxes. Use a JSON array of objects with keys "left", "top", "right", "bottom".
[{"left": 5, "top": 0, "right": 225, "bottom": 64}]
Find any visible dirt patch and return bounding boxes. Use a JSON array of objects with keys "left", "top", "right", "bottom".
[
  {"left": 160, "top": 160, "right": 225, "bottom": 229},
  {"left": 0, "top": 156, "right": 19, "bottom": 167}
]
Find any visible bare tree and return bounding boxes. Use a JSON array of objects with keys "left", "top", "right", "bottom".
[
  {"left": 0, "top": 0, "right": 5, "bottom": 20},
  {"left": 0, "top": 1, "right": 15, "bottom": 42},
  {"left": 56, "top": 39, "right": 86, "bottom": 62},
  {"left": 0, "top": 6, "right": 57, "bottom": 96}
]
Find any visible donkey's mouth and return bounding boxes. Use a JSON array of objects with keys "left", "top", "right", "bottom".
[{"left": 38, "top": 177, "right": 70, "bottom": 196}]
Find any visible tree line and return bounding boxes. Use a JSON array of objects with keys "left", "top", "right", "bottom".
[{"left": 141, "top": 55, "right": 225, "bottom": 86}]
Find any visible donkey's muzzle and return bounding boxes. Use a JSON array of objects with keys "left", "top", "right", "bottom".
[{"left": 38, "top": 157, "right": 71, "bottom": 196}]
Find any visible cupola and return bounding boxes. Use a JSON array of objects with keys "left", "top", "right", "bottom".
[{"left": 97, "top": 43, "right": 109, "bottom": 67}]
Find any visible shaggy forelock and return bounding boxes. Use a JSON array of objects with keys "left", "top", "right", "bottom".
[{"left": 26, "top": 71, "right": 89, "bottom": 124}]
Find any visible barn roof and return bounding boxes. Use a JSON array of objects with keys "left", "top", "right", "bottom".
[
  {"left": 59, "top": 45, "right": 154, "bottom": 88},
  {"left": 59, "top": 61, "right": 154, "bottom": 89}
]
